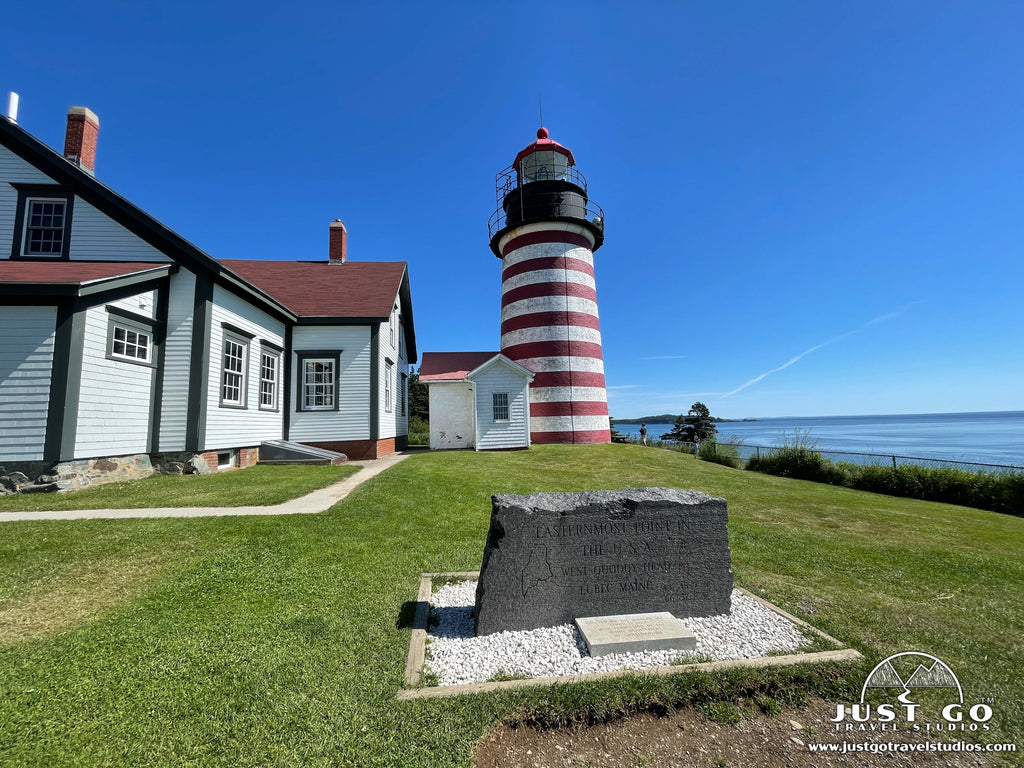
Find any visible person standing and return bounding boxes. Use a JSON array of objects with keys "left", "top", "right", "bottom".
[{"left": 639, "top": 423, "right": 648, "bottom": 446}]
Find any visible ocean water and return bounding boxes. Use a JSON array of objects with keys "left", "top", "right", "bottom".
[{"left": 614, "top": 411, "right": 1024, "bottom": 468}]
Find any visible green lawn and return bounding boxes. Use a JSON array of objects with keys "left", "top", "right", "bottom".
[
  {"left": 0, "top": 445, "right": 1021, "bottom": 767},
  {"left": 0, "top": 464, "right": 360, "bottom": 511}
]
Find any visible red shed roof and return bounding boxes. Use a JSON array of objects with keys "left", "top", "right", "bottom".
[
  {"left": 0, "top": 261, "right": 169, "bottom": 284},
  {"left": 219, "top": 259, "right": 407, "bottom": 318},
  {"left": 419, "top": 351, "right": 501, "bottom": 381}
]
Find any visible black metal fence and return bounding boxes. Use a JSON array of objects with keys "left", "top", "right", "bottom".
[
  {"left": 627, "top": 437, "right": 1024, "bottom": 474},
  {"left": 725, "top": 442, "right": 1023, "bottom": 474}
]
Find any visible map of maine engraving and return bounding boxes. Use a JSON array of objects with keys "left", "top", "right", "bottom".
[{"left": 473, "top": 488, "right": 733, "bottom": 635}]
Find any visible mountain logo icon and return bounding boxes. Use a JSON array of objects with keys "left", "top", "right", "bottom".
[{"left": 861, "top": 652, "right": 962, "bottom": 705}]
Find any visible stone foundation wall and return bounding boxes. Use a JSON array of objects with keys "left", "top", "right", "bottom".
[
  {"left": 151, "top": 452, "right": 213, "bottom": 476},
  {"left": 0, "top": 461, "right": 53, "bottom": 484},
  {"left": 1, "top": 445, "right": 264, "bottom": 496},
  {"left": 51, "top": 454, "right": 155, "bottom": 492}
]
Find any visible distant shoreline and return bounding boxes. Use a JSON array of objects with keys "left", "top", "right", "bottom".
[
  {"left": 612, "top": 411, "right": 1024, "bottom": 467},
  {"left": 612, "top": 409, "right": 1024, "bottom": 425},
  {"left": 612, "top": 417, "right": 757, "bottom": 425}
]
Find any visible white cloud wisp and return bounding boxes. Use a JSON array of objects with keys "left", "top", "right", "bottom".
[{"left": 722, "top": 304, "right": 919, "bottom": 399}]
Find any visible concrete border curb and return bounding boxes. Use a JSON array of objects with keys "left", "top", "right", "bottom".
[
  {"left": 0, "top": 451, "right": 415, "bottom": 522},
  {"left": 397, "top": 572, "right": 863, "bottom": 701}
]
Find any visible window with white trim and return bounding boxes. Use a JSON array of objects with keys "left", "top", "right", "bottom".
[
  {"left": 302, "top": 358, "right": 336, "bottom": 410},
  {"left": 23, "top": 199, "right": 67, "bottom": 256},
  {"left": 221, "top": 335, "right": 248, "bottom": 407},
  {"left": 492, "top": 392, "right": 510, "bottom": 422},
  {"left": 110, "top": 323, "right": 152, "bottom": 363},
  {"left": 389, "top": 305, "right": 397, "bottom": 347},
  {"left": 259, "top": 350, "right": 279, "bottom": 410},
  {"left": 385, "top": 361, "right": 393, "bottom": 412},
  {"left": 399, "top": 372, "right": 407, "bottom": 416}
]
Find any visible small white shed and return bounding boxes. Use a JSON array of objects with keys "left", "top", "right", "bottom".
[{"left": 420, "top": 352, "right": 534, "bottom": 451}]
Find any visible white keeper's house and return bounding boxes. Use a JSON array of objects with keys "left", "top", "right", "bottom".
[{"left": 0, "top": 104, "right": 416, "bottom": 477}]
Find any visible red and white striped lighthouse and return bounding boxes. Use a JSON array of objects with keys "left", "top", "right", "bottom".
[{"left": 488, "top": 128, "right": 610, "bottom": 444}]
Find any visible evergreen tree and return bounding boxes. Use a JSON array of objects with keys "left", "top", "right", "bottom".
[
  {"left": 687, "top": 402, "right": 718, "bottom": 441},
  {"left": 661, "top": 402, "right": 718, "bottom": 443},
  {"left": 408, "top": 371, "right": 429, "bottom": 422},
  {"left": 660, "top": 413, "right": 691, "bottom": 443}
]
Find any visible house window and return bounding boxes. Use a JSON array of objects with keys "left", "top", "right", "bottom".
[
  {"left": 302, "top": 358, "right": 336, "bottom": 410},
  {"left": 389, "top": 305, "right": 397, "bottom": 347},
  {"left": 110, "top": 323, "right": 151, "bottom": 363},
  {"left": 10, "top": 185, "right": 73, "bottom": 260},
  {"left": 23, "top": 199, "right": 67, "bottom": 256},
  {"left": 399, "top": 372, "right": 407, "bottom": 416},
  {"left": 221, "top": 335, "right": 248, "bottom": 408},
  {"left": 493, "top": 392, "right": 510, "bottom": 422},
  {"left": 385, "top": 361, "right": 393, "bottom": 412},
  {"left": 259, "top": 349, "right": 280, "bottom": 411},
  {"left": 105, "top": 307, "right": 157, "bottom": 367}
]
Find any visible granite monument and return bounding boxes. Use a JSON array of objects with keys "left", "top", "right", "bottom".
[{"left": 473, "top": 488, "right": 732, "bottom": 635}]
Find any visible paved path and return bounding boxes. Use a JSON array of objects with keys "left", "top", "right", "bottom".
[{"left": 0, "top": 451, "right": 415, "bottom": 523}]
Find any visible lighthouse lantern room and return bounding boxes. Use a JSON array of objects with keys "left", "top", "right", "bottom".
[{"left": 488, "top": 128, "right": 611, "bottom": 445}]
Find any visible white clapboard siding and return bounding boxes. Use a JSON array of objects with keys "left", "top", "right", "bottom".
[
  {"left": 290, "top": 325, "right": 371, "bottom": 442},
  {"left": 472, "top": 363, "right": 531, "bottom": 451},
  {"left": 0, "top": 145, "right": 55, "bottom": 259},
  {"left": 106, "top": 289, "right": 157, "bottom": 318},
  {"left": 0, "top": 305, "right": 56, "bottom": 461},
  {"left": 158, "top": 269, "right": 195, "bottom": 451},
  {"left": 204, "top": 286, "right": 285, "bottom": 449},
  {"left": 74, "top": 295, "right": 155, "bottom": 457},
  {"left": 69, "top": 198, "right": 171, "bottom": 262},
  {"left": 377, "top": 291, "right": 409, "bottom": 440}
]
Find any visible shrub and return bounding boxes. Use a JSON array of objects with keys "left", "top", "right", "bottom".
[
  {"left": 744, "top": 430, "right": 1024, "bottom": 516},
  {"left": 698, "top": 440, "right": 740, "bottom": 468},
  {"left": 408, "top": 415, "right": 429, "bottom": 447},
  {"left": 848, "top": 463, "right": 1024, "bottom": 515},
  {"left": 744, "top": 430, "right": 847, "bottom": 485}
]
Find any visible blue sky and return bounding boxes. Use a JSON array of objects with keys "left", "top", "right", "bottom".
[{"left": 6, "top": 1, "right": 1023, "bottom": 419}]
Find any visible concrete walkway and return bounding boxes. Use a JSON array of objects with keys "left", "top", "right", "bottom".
[{"left": 0, "top": 451, "right": 415, "bottom": 523}]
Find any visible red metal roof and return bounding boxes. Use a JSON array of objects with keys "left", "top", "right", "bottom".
[
  {"left": 419, "top": 351, "right": 501, "bottom": 381},
  {"left": 0, "top": 261, "right": 168, "bottom": 284},
  {"left": 219, "top": 259, "right": 407, "bottom": 318}
]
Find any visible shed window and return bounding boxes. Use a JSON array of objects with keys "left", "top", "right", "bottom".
[
  {"left": 23, "top": 199, "right": 67, "bottom": 256},
  {"left": 492, "top": 392, "right": 510, "bottom": 422},
  {"left": 221, "top": 335, "right": 248, "bottom": 407}
]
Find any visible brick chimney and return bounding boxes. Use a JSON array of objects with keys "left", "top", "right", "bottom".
[
  {"left": 64, "top": 107, "right": 99, "bottom": 174},
  {"left": 329, "top": 219, "right": 347, "bottom": 264}
]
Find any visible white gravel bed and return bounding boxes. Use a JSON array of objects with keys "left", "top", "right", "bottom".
[{"left": 425, "top": 580, "right": 808, "bottom": 687}]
